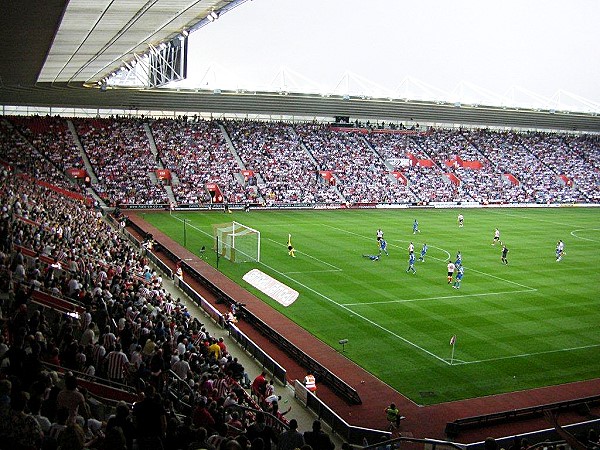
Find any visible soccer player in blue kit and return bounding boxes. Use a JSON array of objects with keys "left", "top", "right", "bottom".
[
  {"left": 453, "top": 266, "right": 464, "bottom": 289},
  {"left": 418, "top": 243, "right": 428, "bottom": 262},
  {"left": 379, "top": 238, "right": 389, "bottom": 256},
  {"left": 455, "top": 251, "right": 462, "bottom": 267},
  {"left": 413, "top": 219, "right": 420, "bottom": 234},
  {"left": 406, "top": 252, "right": 416, "bottom": 274}
]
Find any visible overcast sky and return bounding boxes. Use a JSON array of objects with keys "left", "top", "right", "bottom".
[{"left": 176, "top": 0, "right": 600, "bottom": 111}]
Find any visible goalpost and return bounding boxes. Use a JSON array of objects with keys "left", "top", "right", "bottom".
[{"left": 212, "top": 221, "right": 261, "bottom": 263}]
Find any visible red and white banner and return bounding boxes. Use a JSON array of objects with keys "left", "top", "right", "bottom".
[
  {"left": 156, "top": 169, "right": 171, "bottom": 180},
  {"left": 66, "top": 168, "right": 87, "bottom": 179}
]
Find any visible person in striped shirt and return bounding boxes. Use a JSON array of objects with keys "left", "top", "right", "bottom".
[
  {"left": 91, "top": 342, "right": 106, "bottom": 374},
  {"left": 105, "top": 343, "right": 130, "bottom": 384},
  {"left": 102, "top": 326, "right": 117, "bottom": 350}
]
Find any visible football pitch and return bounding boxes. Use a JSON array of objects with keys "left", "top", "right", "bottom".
[{"left": 141, "top": 207, "right": 600, "bottom": 405}]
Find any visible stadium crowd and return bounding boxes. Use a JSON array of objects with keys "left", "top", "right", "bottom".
[
  {"left": 0, "top": 119, "right": 84, "bottom": 195},
  {"left": 0, "top": 169, "right": 340, "bottom": 450},
  {"left": 0, "top": 115, "right": 598, "bottom": 207},
  {"left": 365, "top": 131, "right": 459, "bottom": 202},
  {"left": 0, "top": 114, "right": 599, "bottom": 450},
  {"left": 225, "top": 120, "right": 341, "bottom": 204},
  {"left": 295, "top": 124, "right": 415, "bottom": 204},
  {"left": 8, "top": 116, "right": 86, "bottom": 187},
  {"left": 75, "top": 117, "right": 169, "bottom": 206},
  {"left": 150, "top": 118, "right": 253, "bottom": 205}
]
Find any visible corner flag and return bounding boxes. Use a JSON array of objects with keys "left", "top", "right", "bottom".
[{"left": 449, "top": 335, "right": 457, "bottom": 365}]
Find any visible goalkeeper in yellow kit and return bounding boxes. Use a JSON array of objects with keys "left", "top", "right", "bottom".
[{"left": 287, "top": 234, "right": 296, "bottom": 257}]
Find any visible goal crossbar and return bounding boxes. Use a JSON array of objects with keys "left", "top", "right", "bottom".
[{"left": 212, "top": 221, "right": 261, "bottom": 263}]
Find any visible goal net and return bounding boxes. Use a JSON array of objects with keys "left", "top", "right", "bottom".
[{"left": 212, "top": 221, "right": 261, "bottom": 263}]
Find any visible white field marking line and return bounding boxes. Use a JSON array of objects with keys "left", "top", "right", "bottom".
[
  {"left": 342, "top": 289, "right": 536, "bottom": 306},
  {"left": 462, "top": 266, "right": 537, "bottom": 291},
  {"left": 265, "top": 238, "right": 342, "bottom": 271},
  {"left": 444, "top": 358, "right": 467, "bottom": 364},
  {"left": 486, "top": 209, "right": 577, "bottom": 228},
  {"left": 450, "top": 342, "right": 600, "bottom": 366},
  {"left": 170, "top": 214, "right": 214, "bottom": 238},
  {"left": 167, "top": 216, "right": 445, "bottom": 368},
  {"left": 323, "top": 225, "right": 537, "bottom": 292},
  {"left": 285, "top": 270, "right": 342, "bottom": 274},
  {"left": 170, "top": 216, "right": 578, "bottom": 366},
  {"left": 248, "top": 249, "right": 452, "bottom": 365},
  {"left": 166, "top": 216, "right": 447, "bottom": 364},
  {"left": 570, "top": 228, "right": 600, "bottom": 243}
]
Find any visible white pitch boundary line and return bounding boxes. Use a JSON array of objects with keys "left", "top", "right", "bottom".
[
  {"left": 450, "top": 342, "right": 600, "bottom": 366},
  {"left": 167, "top": 216, "right": 536, "bottom": 366},
  {"left": 570, "top": 228, "right": 600, "bottom": 243},
  {"left": 462, "top": 266, "right": 537, "bottom": 291},
  {"left": 244, "top": 247, "right": 451, "bottom": 366},
  {"left": 170, "top": 215, "right": 345, "bottom": 273},
  {"left": 264, "top": 270, "right": 450, "bottom": 365},
  {"left": 168, "top": 219, "right": 449, "bottom": 365},
  {"left": 170, "top": 214, "right": 214, "bottom": 238},
  {"left": 343, "top": 289, "right": 536, "bottom": 306},
  {"left": 486, "top": 209, "right": 577, "bottom": 228},
  {"left": 265, "top": 238, "right": 342, "bottom": 271}
]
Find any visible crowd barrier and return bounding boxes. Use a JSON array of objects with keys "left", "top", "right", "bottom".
[
  {"left": 445, "top": 394, "right": 600, "bottom": 438},
  {"left": 294, "top": 380, "right": 386, "bottom": 445},
  {"left": 124, "top": 215, "right": 361, "bottom": 403}
]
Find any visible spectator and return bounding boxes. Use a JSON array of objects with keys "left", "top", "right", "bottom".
[
  {"left": 56, "top": 373, "right": 90, "bottom": 425},
  {"left": 303, "top": 420, "right": 335, "bottom": 450},
  {"left": 105, "top": 343, "right": 130, "bottom": 384},
  {"left": 277, "top": 418, "right": 304, "bottom": 450},
  {"left": 133, "top": 384, "right": 167, "bottom": 450},
  {"left": 246, "top": 411, "right": 278, "bottom": 450},
  {"left": 107, "top": 401, "right": 136, "bottom": 450},
  {"left": 251, "top": 371, "right": 268, "bottom": 402},
  {"left": 1, "top": 390, "right": 44, "bottom": 450}
]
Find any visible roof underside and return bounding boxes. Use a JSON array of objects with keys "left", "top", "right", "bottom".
[{"left": 0, "top": 1, "right": 598, "bottom": 132}]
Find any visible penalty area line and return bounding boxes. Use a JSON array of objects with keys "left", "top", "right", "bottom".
[
  {"left": 342, "top": 288, "right": 537, "bottom": 306},
  {"left": 253, "top": 257, "right": 450, "bottom": 366},
  {"left": 265, "top": 238, "right": 342, "bottom": 271},
  {"left": 284, "top": 269, "right": 342, "bottom": 274},
  {"left": 323, "top": 224, "right": 536, "bottom": 291}
]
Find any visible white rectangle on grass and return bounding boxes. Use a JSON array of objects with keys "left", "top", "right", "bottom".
[{"left": 243, "top": 269, "right": 299, "bottom": 307}]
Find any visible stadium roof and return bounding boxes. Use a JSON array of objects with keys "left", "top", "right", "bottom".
[
  {"left": 1, "top": 0, "right": 241, "bottom": 86},
  {"left": 0, "top": 1, "right": 599, "bottom": 132}
]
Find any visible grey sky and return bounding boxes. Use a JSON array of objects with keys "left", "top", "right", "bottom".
[{"left": 178, "top": 0, "right": 600, "bottom": 111}]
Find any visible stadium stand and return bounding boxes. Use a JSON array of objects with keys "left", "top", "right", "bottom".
[
  {"left": 225, "top": 120, "right": 342, "bottom": 204},
  {"left": 1, "top": 159, "right": 373, "bottom": 449},
  {"left": 1, "top": 114, "right": 600, "bottom": 450},
  {"left": 74, "top": 117, "right": 170, "bottom": 206},
  {"left": 150, "top": 118, "right": 253, "bottom": 205},
  {"left": 295, "top": 123, "right": 416, "bottom": 204}
]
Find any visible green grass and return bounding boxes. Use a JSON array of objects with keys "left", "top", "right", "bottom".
[{"left": 141, "top": 207, "right": 600, "bottom": 405}]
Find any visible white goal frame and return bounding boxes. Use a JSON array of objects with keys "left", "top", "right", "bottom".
[{"left": 213, "top": 221, "right": 261, "bottom": 263}]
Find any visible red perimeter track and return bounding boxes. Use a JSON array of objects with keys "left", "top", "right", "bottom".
[{"left": 128, "top": 212, "right": 600, "bottom": 444}]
